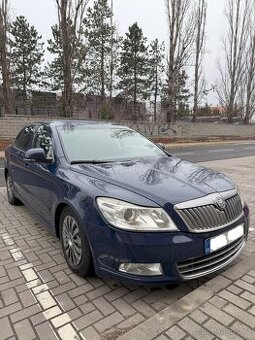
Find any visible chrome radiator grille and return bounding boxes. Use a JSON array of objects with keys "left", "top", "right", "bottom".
[
  {"left": 177, "top": 237, "right": 245, "bottom": 279},
  {"left": 176, "top": 194, "right": 243, "bottom": 232}
]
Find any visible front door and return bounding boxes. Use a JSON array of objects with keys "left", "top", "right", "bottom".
[{"left": 25, "top": 124, "right": 55, "bottom": 226}]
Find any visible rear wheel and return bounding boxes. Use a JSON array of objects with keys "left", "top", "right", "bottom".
[
  {"left": 60, "top": 207, "right": 94, "bottom": 277},
  {"left": 6, "top": 173, "right": 20, "bottom": 206}
]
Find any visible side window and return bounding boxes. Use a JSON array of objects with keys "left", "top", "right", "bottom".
[
  {"left": 33, "top": 125, "right": 53, "bottom": 160},
  {"left": 15, "top": 125, "right": 37, "bottom": 152}
]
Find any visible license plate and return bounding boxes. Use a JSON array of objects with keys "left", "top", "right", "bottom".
[{"left": 205, "top": 225, "right": 244, "bottom": 255}]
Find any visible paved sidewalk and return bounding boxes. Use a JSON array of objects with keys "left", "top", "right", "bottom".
[
  {"left": 0, "top": 156, "right": 254, "bottom": 340},
  {"left": 120, "top": 156, "right": 255, "bottom": 340}
]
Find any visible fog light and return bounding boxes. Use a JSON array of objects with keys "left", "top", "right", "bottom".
[{"left": 118, "top": 263, "right": 163, "bottom": 276}]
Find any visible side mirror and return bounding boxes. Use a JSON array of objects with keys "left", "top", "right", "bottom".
[
  {"left": 157, "top": 143, "right": 166, "bottom": 151},
  {"left": 25, "top": 148, "right": 50, "bottom": 163}
]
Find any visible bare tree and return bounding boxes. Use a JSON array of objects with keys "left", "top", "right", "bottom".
[
  {"left": 192, "top": 0, "right": 207, "bottom": 122},
  {"left": 0, "top": 0, "right": 12, "bottom": 116},
  {"left": 217, "top": 0, "right": 250, "bottom": 123},
  {"left": 109, "top": 0, "right": 114, "bottom": 100},
  {"left": 165, "top": 0, "right": 195, "bottom": 122},
  {"left": 243, "top": 0, "right": 255, "bottom": 124},
  {"left": 56, "top": 0, "right": 89, "bottom": 116}
]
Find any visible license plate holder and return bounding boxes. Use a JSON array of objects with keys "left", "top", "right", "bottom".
[{"left": 205, "top": 225, "right": 244, "bottom": 255}]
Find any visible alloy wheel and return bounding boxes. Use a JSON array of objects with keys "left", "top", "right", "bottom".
[{"left": 62, "top": 215, "right": 82, "bottom": 266}]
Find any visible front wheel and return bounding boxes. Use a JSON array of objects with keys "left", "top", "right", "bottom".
[
  {"left": 6, "top": 173, "right": 20, "bottom": 206},
  {"left": 60, "top": 207, "right": 94, "bottom": 277}
]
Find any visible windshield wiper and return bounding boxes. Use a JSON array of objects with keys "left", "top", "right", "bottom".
[{"left": 70, "top": 160, "right": 114, "bottom": 165}]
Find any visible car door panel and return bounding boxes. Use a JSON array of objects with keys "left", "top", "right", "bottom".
[
  {"left": 24, "top": 124, "right": 54, "bottom": 225},
  {"left": 26, "top": 161, "right": 54, "bottom": 225}
]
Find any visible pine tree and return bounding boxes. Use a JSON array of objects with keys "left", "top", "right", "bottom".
[
  {"left": 80, "top": 0, "right": 118, "bottom": 99},
  {"left": 10, "top": 16, "right": 44, "bottom": 96},
  {"left": 148, "top": 39, "right": 165, "bottom": 121},
  {"left": 117, "top": 22, "right": 149, "bottom": 117},
  {"left": 45, "top": 25, "right": 64, "bottom": 91}
]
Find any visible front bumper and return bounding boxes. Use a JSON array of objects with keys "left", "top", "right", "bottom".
[{"left": 89, "top": 205, "right": 250, "bottom": 285}]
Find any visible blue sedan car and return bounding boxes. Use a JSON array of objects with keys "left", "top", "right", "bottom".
[{"left": 4, "top": 121, "right": 250, "bottom": 285}]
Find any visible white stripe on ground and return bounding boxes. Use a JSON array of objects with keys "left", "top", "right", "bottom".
[
  {"left": 244, "top": 146, "right": 255, "bottom": 150},
  {"left": 174, "top": 152, "right": 195, "bottom": 156},
  {"left": 208, "top": 148, "right": 234, "bottom": 153}
]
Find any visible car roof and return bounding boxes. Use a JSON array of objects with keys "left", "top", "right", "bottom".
[{"left": 33, "top": 120, "right": 130, "bottom": 130}]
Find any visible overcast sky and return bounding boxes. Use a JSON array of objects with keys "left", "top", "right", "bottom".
[{"left": 10, "top": 0, "right": 227, "bottom": 104}]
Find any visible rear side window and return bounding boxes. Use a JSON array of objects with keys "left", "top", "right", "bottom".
[{"left": 15, "top": 125, "right": 37, "bottom": 151}]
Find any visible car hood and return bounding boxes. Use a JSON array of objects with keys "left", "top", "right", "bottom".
[{"left": 70, "top": 156, "right": 235, "bottom": 206}]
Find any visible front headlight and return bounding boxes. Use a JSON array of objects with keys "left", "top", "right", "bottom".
[{"left": 97, "top": 197, "right": 178, "bottom": 232}]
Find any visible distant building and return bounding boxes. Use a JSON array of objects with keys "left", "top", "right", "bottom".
[
  {"left": 209, "top": 106, "right": 226, "bottom": 115},
  {"left": 0, "top": 88, "right": 147, "bottom": 120}
]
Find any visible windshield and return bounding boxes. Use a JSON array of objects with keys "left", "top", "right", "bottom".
[{"left": 57, "top": 125, "right": 165, "bottom": 163}]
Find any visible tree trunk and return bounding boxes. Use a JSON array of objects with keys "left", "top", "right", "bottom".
[
  {"left": 193, "top": 0, "right": 207, "bottom": 123},
  {"left": 101, "top": 32, "right": 105, "bottom": 101},
  {"left": 193, "top": 12, "right": 201, "bottom": 123},
  {"left": 244, "top": 33, "right": 255, "bottom": 124},
  {"left": 193, "top": 58, "right": 199, "bottom": 122},
  {"left": 165, "top": 0, "right": 195, "bottom": 123},
  {"left": 58, "top": 0, "right": 73, "bottom": 117},
  {"left": 133, "top": 41, "right": 137, "bottom": 117},
  {"left": 154, "top": 63, "right": 158, "bottom": 122},
  {"left": 0, "top": 0, "right": 12, "bottom": 116},
  {"left": 109, "top": 0, "right": 114, "bottom": 101}
]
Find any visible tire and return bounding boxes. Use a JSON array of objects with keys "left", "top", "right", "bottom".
[
  {"left": 6, "top": 173, "right": 20, "bottom": 206},
  {"left": 60, "top": 207, "right": 94, "bottom": 277}
]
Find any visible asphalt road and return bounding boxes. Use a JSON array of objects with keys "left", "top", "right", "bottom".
[
  {"left": 168, "top": 142, "right": 255, "bottom": 162},
  {"left": 0, "top": 142, "right": 254, "bottom": 187}
]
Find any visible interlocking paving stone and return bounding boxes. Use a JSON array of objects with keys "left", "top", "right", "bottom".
[
  {"left": 0, "top": 316, "right": 14, "bottom": 339},
  {"left": 231, "top": 320, "right": 255, "bottom": 340},
  {"left": 57, "top": 323, "right": 78, "bottom": 340},
  {"left": 218, "top": 290, "right": 251, "bottom": 310},
  {"left": 14, "top": 319, "right": 37, "bottom": 340},
  {"left": 178, "top": 317, "right": 214, "bottom": 340},
  {"left": 94, "top": 311, "right": 124, "bottom": 333},
  {"left": 203, "top": 319, "right": 242, "bottom": 340},
  {"left": 80, "top": 326, "right": 101, "bottom": 340},
  {"left": 226, "top": 284, "right": 243, "bottom": 295},
  {"left": 166, "top": 325, "right": 186, "bottom": 340},
  {"left": 189, "top": 309, "right": 208, "bottom": 324},
  {"left": 35, "top": 321, "right": 59, "bottom": 340},
  {"left": 200, "top": 302, "right": 234, "bottom": 326},
  {"left": 223, "top": 303, "right": 255, "bottom": 327},
  {"left": 248, "top": 306, "right": 255, "bottom": 316}
]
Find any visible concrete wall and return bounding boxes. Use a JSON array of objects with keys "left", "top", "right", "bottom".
[{"left": 0, "top": 115, "right": 255, "bottom": 140}]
